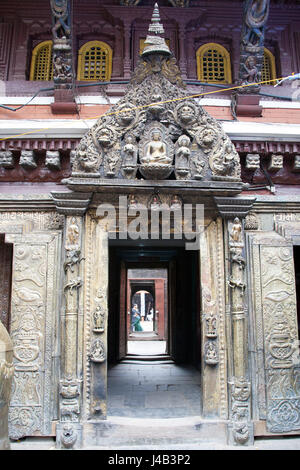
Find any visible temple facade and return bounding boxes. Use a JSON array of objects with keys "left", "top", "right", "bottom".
[{"left": 0, "top": 0, "right": 300, "bottom": 449}]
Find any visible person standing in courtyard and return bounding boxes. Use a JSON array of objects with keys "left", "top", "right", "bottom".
[{"left": 131, "top": 303, "right": 143, "bottom": 332}]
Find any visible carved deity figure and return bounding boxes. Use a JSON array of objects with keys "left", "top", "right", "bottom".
[
  {"left": 170, "top": 195, "right": 182, "bottom": 210},
  {"left": 128, "top": 194, "right": 138, "bottom": 209},
  {"left": 205, "top": 341, "right": 218, "bottom": 364},
  {"left": 149, "top": 86, "right": 164, "bottom": 116},
  {"left": 243, "top": 0, "right": 270, "bottom": 48},
  {"left": 150, "top": 195, "right": 161, "bottom": 210},
  {"left": 230, "top": 218, "right": 243, "bottom": 244},
  {"left": 90, "top": 339, "right": 106, "bottom": 363},
  {"left": 66, "top": 218, "right": 80, "bottom": 247},
  {"left": 53, "top": 55, "right": 72, "bottom": 81},
  {"left": 176, "top": 103, "right": 197, "bottom": 125},
  {"left": 242, "top": 56, "right": 259, "bottom": 85},
  {"left": 211, "top": 140, "right": 238, "bottom": 177},
  {"left": 175, "top": 135, "right": 191, "bottom": 166},
  {"left": 77, "top": 143, "right": 100, "bottom": 173},
  {"left": 50, "top": 0, "right": 71, "bottom": 39},
  {"left": 123, "top": 135, "right": 137, "bottom": 166},
  {"left": 143, "top": 131, "right": 172, "bottom": 165},
  {"left": 93, "top": 306, "right": 105, "bottom": 333}
]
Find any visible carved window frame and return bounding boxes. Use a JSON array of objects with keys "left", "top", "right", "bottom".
[
  {"left": 77, "top": 40, "right": 113, "bottom": 81},
  {"left": 29, "top": 40, "right": 53, "bottom": 81},
  {"left": 196, "top": 42, "right": 232, "bottom": 84},
  {"left": 261, "top": 48, "right": 276, "bottom": 85}
]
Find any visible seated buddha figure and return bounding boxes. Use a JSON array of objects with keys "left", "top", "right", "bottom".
[{"left": 142, "top": 131, "right": 172, "bottom": 165}]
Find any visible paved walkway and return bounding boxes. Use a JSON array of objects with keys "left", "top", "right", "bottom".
[{"left": 107, "top": 361, "right": 201, "bottom": 418}]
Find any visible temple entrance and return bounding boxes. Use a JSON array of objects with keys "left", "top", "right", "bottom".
[
  {"left": 108, "top": 244, "right": 201, "bottom": 364},
  {"left": 107, "top": 243, "right": 202, "bottom": 419}
]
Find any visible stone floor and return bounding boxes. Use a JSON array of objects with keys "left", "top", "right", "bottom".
[
  {"left": 127, "top": 340, "right": 167, "bottom": 355},
  {"left": 107, "top": 358, "right": 201, "bottom": 418}
]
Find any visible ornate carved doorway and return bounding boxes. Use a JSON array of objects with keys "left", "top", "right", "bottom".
[{"left": 108, "top": 244, "right": 200, "bottom": 366}]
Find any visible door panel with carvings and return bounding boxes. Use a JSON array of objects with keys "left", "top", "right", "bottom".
[
  {"left": 250, "top": 234, "right": 300, "bottom": 433},
  {"left": 7, "top": 233, "right": 61, "bottom": 439},
  {"left": 259, "top": 244, "right": 300, "bottom": 433}
]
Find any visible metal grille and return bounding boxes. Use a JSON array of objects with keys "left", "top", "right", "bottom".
[
  {"left": 32, "top": 42, "right": 53, "bottom": 81},
  {"left": 261, "top": 52, "right": 272, "bottom": 84},
  {"left": 82, "top": 45, "right": 109, "bottom": 81},
  {"left": 202, "top": 48, "right": 226, "bottom": 83}
]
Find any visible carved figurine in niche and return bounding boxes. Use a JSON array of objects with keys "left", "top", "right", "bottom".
[
  {"left": 106, "top": 151, "right": 120, "bottom": 177},
  {"left": 175, "top": 135, "right": 191, "bottom": 180},
  {"left": 210, "top": 138, "right": 240, "bottom": 179},
  {"left": 90, "top": 339, "right": 106, "bottom": 363},
  {"left": 170, "top": 195, "right": 182, "bottom": 210},
  {"left": 175, "top": 102, "right": 198, "bottom": 127},
  {"left": 66, "top": 217, "right": 80, "bottom": 248},
  {"left": 122, "top": 135, "right": 138, "bottom": 167},
  {"left": 20, "top": 150, "right": 37, "bottom": 170},
  {"left": 149, "top": 86, "right": 164, "bottom": 117},
  {"left": 205, "top": 311, "right": 217, "bottom": 338},
  {"left": 53, "top": 54, "right": 72, "bottom": 82},
  {"left": 77, "top": 143, "right": 100, "bottom": 173},
  {"left": 204, "top": 341, "right": 218, "bottom": 365},
  {"left": 149, "top": 194, "right": 162, "bottom": 211},
  {"left": 45, "top": 151, "right": 61, "bottom": 170},
  {"left": 139, "top": 124, "right": 174, "bottom": 179},
  {"left": 93, "top": 305, "right": 105, "bottom": 333},
  {"left": 143, "top": 131, "right": 171, "bottom": 165},
  {"left": 241, "top": 55, "right": 259, "bottom": 85},
  {"left": 128, "top": 194, "right": 138, "bottom": 209},
  {"left": 230, "top": 217, "right": 243, "bottom": 244},
  {"left": 0, "top": 150, "right": 15, "bottom": 169},
  {"left": 193, "top": 158, "right": 205, "bottom": 180}
]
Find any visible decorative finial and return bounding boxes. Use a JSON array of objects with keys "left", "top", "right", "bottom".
[{"left": 141, "top": 3, "right": 171, "bottom": 57}]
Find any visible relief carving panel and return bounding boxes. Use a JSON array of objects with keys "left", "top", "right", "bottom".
[
  {"left": 260, "top": 244, "right": 300, "bottom": 432},
  {"left": 1, "top": 222, "right": 62, "bottom": 440}
]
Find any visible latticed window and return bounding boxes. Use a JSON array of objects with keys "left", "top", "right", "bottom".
[
  {"left": 261, "top": 48, "right": 276, "bottom": 85},
  {"left": 196, "top": 43, "right": 232, "bottom": 84},
  {"left": 30, "top": 40, "right": 53, "bottom": 81},
  {"left": 77, "top": 41, "right": 112, "bottom": 81}
]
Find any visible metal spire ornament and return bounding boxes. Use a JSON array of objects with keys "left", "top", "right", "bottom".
[{"left": 141, "top": 3, "right": 171, "bottom": 57}]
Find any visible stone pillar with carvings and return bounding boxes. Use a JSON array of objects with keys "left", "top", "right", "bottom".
[
  {"left": 50, "top": 0, "right": 77, "bottom": 114},
  {"left": 214, "top": 196, "right": 256, "bottom": 446},
  {"left": 51, "top": 191, "right": 92, "bottom": 449}
]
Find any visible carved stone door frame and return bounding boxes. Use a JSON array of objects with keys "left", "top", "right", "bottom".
[
  {"left": 0, "top": 213, "right": 63, "bottom": 439},
  {"left": 247, "top": 220, "right": 300, "bottom": 435}
]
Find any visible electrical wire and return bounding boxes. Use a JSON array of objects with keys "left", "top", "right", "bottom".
[{"left": 0, "top": 74, "right": 298, "bottom": 141}]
